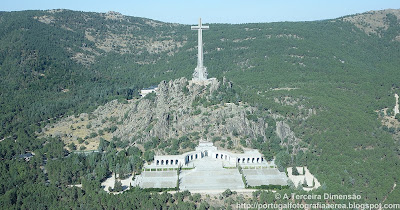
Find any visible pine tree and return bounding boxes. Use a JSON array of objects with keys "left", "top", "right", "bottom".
[
  {"left": 292, "top": 167, "right": 299, "bottom": 175},
  {"left": 114, "top": 180, "right": 123, "bottom": 192},
  {"left": 98, "top": 138, "right": 106, "bottom": 152},
  {"left": 303, "top": 177, "right": 308, "bottom": 187}
]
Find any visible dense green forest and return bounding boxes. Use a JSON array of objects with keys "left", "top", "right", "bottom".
[{"left": 1, "top": 9, "right": 400, "bottom": 208}]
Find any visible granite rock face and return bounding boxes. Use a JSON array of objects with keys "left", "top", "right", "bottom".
[
  {"left": 43, "top": 77, "right": 300, "bottom": 152},
  {"left": 114, "top": 77, "right": 268, "bottom": 144}
]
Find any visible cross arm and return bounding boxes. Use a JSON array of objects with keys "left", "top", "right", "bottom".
[{"left": 191, "top": 26, "right": 209, "bottom": 30}]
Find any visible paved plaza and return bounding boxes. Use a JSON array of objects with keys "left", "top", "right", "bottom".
[
  {"left": 131, "top": 156, "right": 289, "bottom": 191},
  {"left": 243, "top": 168, "right": 288, "bottom": 186},
  {"left": 134, "top": 170, "right": 178, "bottom": 189},
  {"left": 179, "top": 156, "right": 245, "bottom": 190}
]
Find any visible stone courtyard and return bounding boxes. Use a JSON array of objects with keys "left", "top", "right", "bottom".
[
  {"left": 136, "top": 170, "right": 177, "bottom": 189},
  {"left": 179, "top": 156, "right": 245, "bottom": 190},
  {"left": 243, "top": 168, "right": 288, "bottom": 186}
]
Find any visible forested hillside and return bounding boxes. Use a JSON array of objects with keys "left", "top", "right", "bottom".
[{"left": 1, "top": 9, "right": 400, "bottom": 208}]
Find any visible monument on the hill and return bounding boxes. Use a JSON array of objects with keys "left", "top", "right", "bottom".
[
  {"left": 191, "top": 18, "right": 209, "bottom": 81},
  {"left": 395, "top": 93, "right": 399, "bottom": 115}
]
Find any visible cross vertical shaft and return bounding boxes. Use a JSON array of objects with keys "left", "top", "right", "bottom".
[{"left": 191, "top": 18, "right": 209, "bottom": 81}]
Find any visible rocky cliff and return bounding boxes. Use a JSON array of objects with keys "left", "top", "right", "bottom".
[
  {"left": 116, "top": 77, "right": 268, "bottom": 143},
  {"left": 42, "top": 77, "right": 285, "bottom": 154}
]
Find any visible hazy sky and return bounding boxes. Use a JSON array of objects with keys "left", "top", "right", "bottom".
[{"left": 2, "top": 0, "right": 400, "bottom": 24}]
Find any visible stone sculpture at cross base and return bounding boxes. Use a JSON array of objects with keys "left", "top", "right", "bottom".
[
  {"left": 193, "top": 66, "right": 208, "bottom": 81},
  {"left": 395, "top": 93, "right": 399, "bottom": 115}
]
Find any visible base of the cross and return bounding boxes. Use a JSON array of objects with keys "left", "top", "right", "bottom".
[
  {"left": 192, "top": 66, "right": 208, "bottom": 81},
  {"left": 190, "top": 77, "right": 217, "bottom": 86}
]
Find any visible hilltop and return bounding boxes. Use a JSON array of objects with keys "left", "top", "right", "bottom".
[
  {"left": 343, "top": 9, "right": 400, "bottom": 38},
  {"left": 41, "top": 77, "right": 299, "bottom": 162}
]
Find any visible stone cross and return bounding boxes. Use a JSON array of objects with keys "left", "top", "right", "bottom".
[{"left": 191, "top": 18, "right": 209, "bottom": 81}]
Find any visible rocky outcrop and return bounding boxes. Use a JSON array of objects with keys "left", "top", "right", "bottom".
[
  {"left": 115, "top": 77, "right": 268, "bottom": 143},
  {"left": 276, "top": 121, "right": 300, "bottom": 152},
  {"left": 42, "top": 77, "right": 276, "bottom": 151}
]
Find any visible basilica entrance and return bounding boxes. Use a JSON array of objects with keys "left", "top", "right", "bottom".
[{"left": 204, "top": 150, "right": 208, "bottom": 157}]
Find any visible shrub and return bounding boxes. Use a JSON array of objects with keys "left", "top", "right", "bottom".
[
  {"left": 90, "top": 132, "right": 98, "bottom": 138},
  {"left": 77, "top": 137, "right": 84, "bottom": 144},
  {"left": 240, "top": 139, "right": 247, "bottom": 147},
  {"left": 222, "top": 189, "right": 233, "bottom": 198},
  {"left": 192, "top": 109, "right": 201, "bottom": 115},
  {"left": 395, "top": 113, "right": 400, "bottom": 122},
  {"left": 68, "top": 143, "right": 76, "bottom": 150}
]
